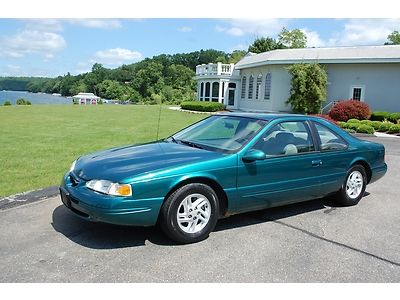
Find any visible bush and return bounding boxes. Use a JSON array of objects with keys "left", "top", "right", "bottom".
[
  {"left": 16, "top": 98, "right": 31, "bottom": 105},
  {"left": 388, "top": 112, "right": 400, "bottom": 123},
  {"left": 347, "top": 122, "right": 360, "bottom": 131},
  {"left": 377, "top": 121, "right": 394, "bottom": 132},
  {"left": 388, "top": 124, "right": 400, "bottom": 134},
  {"left": 356, "top": 124, "right": 374, "bottom": 134},
  {"left": 369, "top": 121, "right": 383, "bottom": 130},
  {"left": 370, "top": 111, "right": 390, "bottom": 121},
  {"left": 347, "top": 118, "right": 361, "bottom": 123},
  {"left": 329, "top": 100, "right": 371, "bottom": 121},
  {"left": 3, "top": 100, "right": 12, "bottom": 106},
  {"left": 181, "top": 101, "right": 225, "bottom": 112},
  {"left": 338, "top": 121, "right": 347, "bottom": 128}
]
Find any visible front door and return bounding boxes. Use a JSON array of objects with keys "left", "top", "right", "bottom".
[
  {"left": 228, "top": 89, "right": 235, "bottom": 106},
  {"left": 236, "top": 120, "right": 321, "bottom": 213}
]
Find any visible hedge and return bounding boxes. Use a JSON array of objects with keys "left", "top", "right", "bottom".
[
  {"left": 377, "top": 122, "right": 394, "bottom": 132},
  {"left": 388, "top": 124, "right": 400, "bottom": 134},
  {"left": 329, "top": 99, "right": 371, "bottom": 121},
  {"left": 370, "top": 111, "right": 390, "bottom": 121},
  {"left": 181, "top": 101, "right": 225, "bottom": 112},
  {"left": 356, "top": 124, "right": 374, "bottom": 134}
]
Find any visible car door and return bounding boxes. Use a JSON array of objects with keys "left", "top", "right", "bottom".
[
  {"left": 235, "top": 120, "right": 323, "bottom": 213},
  {"left": 309, "top": 121, "right": 350, "bottom": 196}
]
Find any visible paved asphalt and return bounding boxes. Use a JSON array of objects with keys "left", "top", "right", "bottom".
[{"left": 0, "top": 136, "right": 399, "bottom": 282}]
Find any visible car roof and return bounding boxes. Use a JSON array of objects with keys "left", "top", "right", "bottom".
[{"left": 217, "top": 112, "right": 308, "bottom": 121}]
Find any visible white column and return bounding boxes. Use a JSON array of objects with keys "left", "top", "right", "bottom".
[
  {"left": 218, "top": 80, "right": 223, "bottom": 104},
  {"left": 217, "top": 62, "right": 222, "bottom": 75}
]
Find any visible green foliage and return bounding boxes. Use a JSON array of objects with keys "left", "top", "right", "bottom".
[
  {"left": 385, "top": 30, "right": 400, "bottom": 45},
  {"left": 278, "top": 27, "right": 307, "bottom": 48},
  {"left": 378, "top": 121, "right": 394, "bottom": 132},
  {"left": 370, "top": 111, "right": 390, "bottom": 121},
  {"left": 181, "top": 101, "right": 225, "bottom": 112},
  {"left": 338, "top": 121, "right": 347, "bottom": 128},
  {"left": 388, "top": 124, "right": 400, "bottom": 134},
  {"left": 286, "top": 63, "right": 328, "bottom": 114},
  {"left": 348, "top": 118, "right": 361, "bottom": 123},
  {"left": 356, "top": 124, "right": 374, "bottom": 134},
  {"left": 248, "top": 37, "right": 286, "bottom": 54},
  {"left": 388, "top": 112, "right": 400, "bottom": 123},
  {"left": 227, "top": 50, "right": 247, "bottom": 63},
  {"left": 16, "top": 98, "right": 31, "bottom": 105},
  {"left": 3, "top": 100, "right": 12, "bottom": 106}
]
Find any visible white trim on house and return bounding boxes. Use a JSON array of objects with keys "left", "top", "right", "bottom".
[{"left": 349, "top": 85, "right": 366, "bottom": 101}]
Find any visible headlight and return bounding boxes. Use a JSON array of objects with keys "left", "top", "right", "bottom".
[
  {"left": 86, "top": 179, "right": 132, "bottom": 197},
  {"left": 70, "top": 160, "right": 77, "bottom": 172}
]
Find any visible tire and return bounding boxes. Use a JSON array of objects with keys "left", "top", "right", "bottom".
[
  {"left": 159, "top": 183, "right": 219, "bottom": 244},
  {"left": 335, "top": 164, "right": 367, "bottom": 206}
]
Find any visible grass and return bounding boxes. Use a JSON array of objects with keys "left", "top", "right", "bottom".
[{"left": 0, "top": 105, "right": 206, "bottom": 197}]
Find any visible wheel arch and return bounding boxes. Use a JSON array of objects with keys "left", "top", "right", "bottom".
[
  {"left": 163, "top": 176, "right": 229, "bottom": 218},
  {"left": 350, "top": 159, "right": 372, "bottom": 183}
]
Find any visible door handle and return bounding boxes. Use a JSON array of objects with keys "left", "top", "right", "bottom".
[{"left": 312, "top": 160, "right": 323, "bottom": 167}]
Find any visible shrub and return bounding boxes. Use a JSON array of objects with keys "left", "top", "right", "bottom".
[
  {"left": 3, "top": 100, "right": 12, "bottom": 106},
  {"left": 338, "top": 121, "right": 347, "bottom": 128},
  {"left": 388, "top": 124, "right": 400, "bottom": 134},
  {"left": 369, "top": 121, "right": 383, "bottom": 130},
  {"left": 356, "top": 124, "right": 374, "bottom": 134},
  {"left": 377, "top": 121, "right": 394, "bottom": 132},
  {"left": 370, "top": 111, "right": 390, "bottom": 121},
  {"left": 181, "top": 101, "right": 225, "bottom": 112},
  {"left": 347, "top": 122, "right": 360, "bottom": 131},
  {"left": 329, "top": 100, "right": 371, "bottom": 121},
  {"left": 359, "top": 119, "right": 372, "bottom": 125},
  {"left": 16, "top": 98, "right": 30, "bottom": 105},
  {"left": 388, "top": 112, "right": 400, "bottom": 123},
  {"left": 347, "top": 118, "right": 361, "bottom": 123}
]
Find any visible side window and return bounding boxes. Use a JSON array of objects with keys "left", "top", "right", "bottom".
[
  {"left": 253, "top": 121, "right": 315, "bottom": 156},
  {"left": 314, "top": 122, "right": 347, "bottom": 151}
]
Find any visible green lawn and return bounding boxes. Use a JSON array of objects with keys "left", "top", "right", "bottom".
[{"left": 0, "top": 105, "right": 206, "bottom": 197}]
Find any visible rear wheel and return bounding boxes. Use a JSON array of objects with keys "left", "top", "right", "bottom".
[
  {"left": 335, "top": 165, "right": 367, "bottom": 206},
  {"left": 159, "top": 183, "right": 219, "bottom": 244}
]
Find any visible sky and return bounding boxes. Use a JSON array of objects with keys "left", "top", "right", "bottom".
[{"left": 1, "top": 18, "right": 400, "bottom": 77}]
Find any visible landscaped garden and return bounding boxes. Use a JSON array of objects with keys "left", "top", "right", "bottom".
[{"left": 322, "top": 99, "right": 400, "bottom": 136}]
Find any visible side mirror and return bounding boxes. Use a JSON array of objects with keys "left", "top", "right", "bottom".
[{"left": 242, "top": 149, "right": 266, "bottom": 162}]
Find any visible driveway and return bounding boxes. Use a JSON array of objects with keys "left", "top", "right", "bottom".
[{"left": 0, "top": 136, "right": 399, "bottom": 282}]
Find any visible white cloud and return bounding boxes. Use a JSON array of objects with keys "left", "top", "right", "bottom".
[
  {"left": 91, "top": 48, "right": 143, "bottom": 66},
  {"left": 328, "top": 19, "right": 400, "bottom": 46},
  {"left": 229, "top": 43, "right": 249, "bottom": 52},
  {"left": 178, "top": 26, "right": 192, "bottom": 32},
  {"left": 68, "top": 19, "right": 122, "bottom": 29},
  {"left": 216, "top": 19, "right": 290, "bottom": 37},
  {"left": 0, "top": 30, "right": 66, "bottom": 59},
  {"left": 22, "top": 19, "right": 64, "bottom": 32},
  {"left": 301, "top": 28, "right": 326, "bottom": 47}
]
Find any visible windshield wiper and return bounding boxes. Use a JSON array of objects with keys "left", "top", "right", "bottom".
[
  {"left": 168, "top": 136, "right": 178, "bottom": 144},
  {"left": 179, "top": 140, "right": 204, "bottom": 149}
]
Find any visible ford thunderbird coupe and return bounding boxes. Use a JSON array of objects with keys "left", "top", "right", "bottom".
[{"left": 60, "top": 113, "right": 387, "bottom": 243}]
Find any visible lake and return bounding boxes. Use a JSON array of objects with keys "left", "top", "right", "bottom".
[{"left": 0, "top": 91, "right": 71, "bottom": 105}]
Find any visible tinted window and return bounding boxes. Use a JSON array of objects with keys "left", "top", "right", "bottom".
[
  {"left": 253, "top": 121, "right": 315, "bottom": 156},
  {"left": 314, "top": 122, "right": 347, "bottom": 151}
]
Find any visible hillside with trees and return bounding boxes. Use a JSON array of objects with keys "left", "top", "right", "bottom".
[{"left": 0, "top": 49, "right": 246, "bottom": 104}]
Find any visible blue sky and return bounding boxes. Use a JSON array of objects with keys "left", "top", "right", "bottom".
[{"left": 0, "top": 18, "right": 399, "bottom": 77}]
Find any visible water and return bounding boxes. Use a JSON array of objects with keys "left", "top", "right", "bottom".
[{"left": 0, "top": 90, "right": 72, "bottom": 105}]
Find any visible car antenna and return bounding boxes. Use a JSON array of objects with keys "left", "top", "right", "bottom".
[{"left": 155, "top": 96, "right": 162, "bottom": 141}]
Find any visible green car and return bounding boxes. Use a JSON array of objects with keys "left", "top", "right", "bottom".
[{"left": 60, "top": 113, "right": 387, "bottom": 244}]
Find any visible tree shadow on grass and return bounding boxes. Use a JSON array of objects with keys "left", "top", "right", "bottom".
[{"left": 52, "top": 192, "right": 370, "bottom": 250}]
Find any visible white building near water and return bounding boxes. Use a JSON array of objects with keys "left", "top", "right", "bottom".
[
  {"left": 72, "top": 92, "right": 101, "bottom": 105},
  {"left": 194, "top": 45, "right": 400, "bottom": 112}
]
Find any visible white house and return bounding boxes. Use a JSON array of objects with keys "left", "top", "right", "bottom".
[
  {"left": 72, "top": 92, "right": 101, "bottom": 105},
  {"left": 194, "top": 45, "right": 400, "bottom": 112}
]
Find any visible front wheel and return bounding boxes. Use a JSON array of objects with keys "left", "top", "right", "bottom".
[
  {"left": 335, "top": 165, "right": 367, "bottom": 206},
  {"left": 159, "top": 183, "right": 219, "bottom": 244}
]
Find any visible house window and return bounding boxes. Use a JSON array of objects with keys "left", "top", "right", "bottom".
[
  {"left": 205, "top": 82, "right": 210, "bottom": 99},
  {"left": 200, "top": 82, "right": 204, "bottom": 100},
  {"left": 264, "top": 73, "right": 272, "bottom": 100},
  {"left": 256, "top": 74, "right": 262, "bottom": 100},
  {"left": 212, "top": 82, "right": 219, "bottom": 102},
  {"left": 248, "top": 75, "right": 254, "bottom": 99},
  {"left": 352, "top": 87, "right": 362, "bottom": 101},
  {"left": 241, "top": 76, "right": 246, "bottom": 99}
]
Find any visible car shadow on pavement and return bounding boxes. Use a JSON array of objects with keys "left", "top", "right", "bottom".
[{"left": 52, "top": 192, "right": 370, "bottom": 249}]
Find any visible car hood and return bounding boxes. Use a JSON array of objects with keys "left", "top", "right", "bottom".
[{"left": 74, "top": 141, "right": 225, "bottom": 182}]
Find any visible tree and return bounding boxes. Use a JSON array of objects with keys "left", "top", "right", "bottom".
[
  {"left": 248, "top": 37, "right": 285, "bottom": 53},
  {"left": 286, "top": 63, "right": 328, "bottom": 114},
  {"left": 385, "top": 30, "right": 400, "bottom": 45},
  {"left": 278, "top": 27, "right": 307, "bottom": 48},
  {"left": 228, "top": 50, "right": 247, "bottom": 63}
]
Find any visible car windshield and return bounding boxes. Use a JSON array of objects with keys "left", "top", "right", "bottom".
[{"left": 167, "top": 115, "right": 268, "bottom": 154}]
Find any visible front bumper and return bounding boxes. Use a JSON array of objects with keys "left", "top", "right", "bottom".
[{"left": 60, "top": 172, "right": 163, "bottom": 226}]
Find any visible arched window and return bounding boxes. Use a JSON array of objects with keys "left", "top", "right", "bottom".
[
  {"left": 264, "top": 73, "right": 272, "bottom": 100},
  {"left": 248, "top": 75, "right": 254, "bottom": 99},
  {"left": 205, "top": 82, "right": 210, "bottom": 99},
  {"left": 241, "top": 76, "right": 246, "bottom": 99},
  {"left": 256, "top": 74, "right": 262, "bottom": 100},
  {"left": 212, "top": 82, "right": 219, "bottom": 102},
  {"left": 200, "top": 82, "right": 204, "bottom": 100}
]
